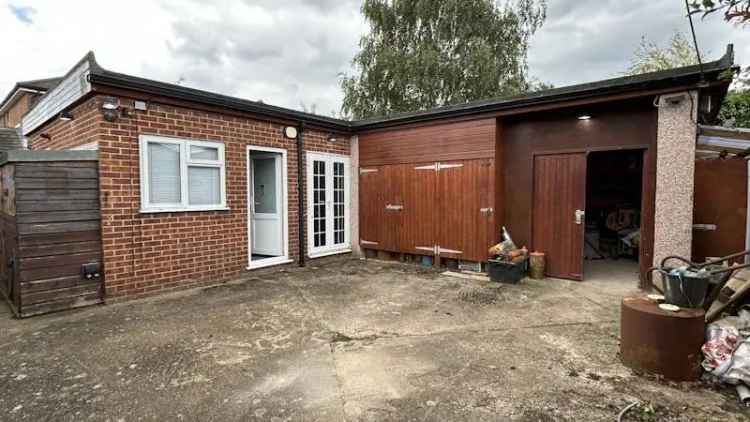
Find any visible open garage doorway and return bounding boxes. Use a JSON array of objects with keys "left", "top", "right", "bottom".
[{"left": 584, "top": 149, "right": 643, "bottom": 281}]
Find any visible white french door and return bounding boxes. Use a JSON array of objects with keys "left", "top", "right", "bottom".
[{"left": 306, "top": 152, "right": 351, "bottom": 257}]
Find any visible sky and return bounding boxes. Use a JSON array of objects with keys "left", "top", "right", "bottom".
[{"left": 1, "top": 0, "right": 748, "bottom": 117}]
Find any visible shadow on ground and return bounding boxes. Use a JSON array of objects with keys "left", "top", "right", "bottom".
[{"left": 0, "top": 258, "right": 744, "bottom": 421}]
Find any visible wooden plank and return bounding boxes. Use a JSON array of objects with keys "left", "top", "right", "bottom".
[
  {"left": 19, "top": 230, "right": 100, "bottom": 247},
  {"left": 16, "top": 199, "right": 100, "bottom": 213},
  {"left": 14, "top": 166, "right": 98, "bottom": 179},
  {"left": 531, "top": 153, "right": 587, "bottom": 280},
  {"left": 19, "top": 251, "right": 102, "bottom": 270},
  {"left": 359, "top": 119, "right": 496, "bottom": 166},
  {"left": 20, "top": 259, "right": 101, "bottom": 282},
  {"left": 19, "top": 162, "right": 98, "bottom": 168},
  {"left": 18, "top": 220, "right": 100, "bottom": 235},
  {"left": 20, "top": 293, "right": 102, "bottom": 318},
  {"left": 16, "top": 189, "right": 99, "bottom": 201},
  {"left": 15, "top": 178, "right": 99, "bottom": 190},
  {"left": 19, "top": 240, "right": 102, "bottom": 258},
  {"left": 358, "top": 166, "right": 385, "bottom": 249},
  {"left": 16, "top": 210, "right": 100, "bottom": 224},
  {"left": 22, "top": 283, "right": 101, "bottom": 306},
  {"left": 20, "top": 274, "right": 99, "bottom": 293},
  {"left": 401, "top": 163, "right": 436, "bottom": 254}
]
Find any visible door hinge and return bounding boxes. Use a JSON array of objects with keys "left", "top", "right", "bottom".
[
  {"left": 385, "top": 204, "right": 403, "bottom": 211},
  {"left": 360, "top": 239, "right": 379, "bottom": 245},
  {"left": 415, "top": 245, "right": 463, "bottom": 255},
  {"left": 414, "top": 162, "right": 464, "bottom": 171},
  {"left": 360, "top": 168, "right": 378, "bottom": 174},
  {"left": 480, "top": 207, "right": 493, "bottom": 215}
]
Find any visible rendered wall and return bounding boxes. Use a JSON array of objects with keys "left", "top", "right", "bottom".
[{"left": 653, "top": 91, "right": 697, "bottom": 267}]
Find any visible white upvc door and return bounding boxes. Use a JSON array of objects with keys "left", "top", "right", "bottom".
[
  {"left": 250, "top": 153, "right": 283, "bottom": 256},
  {"left": 307, "top": 152, "right": 351, "bottom": 258}
]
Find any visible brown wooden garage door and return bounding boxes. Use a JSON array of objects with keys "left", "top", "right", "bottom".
[
  {"left": 532, "top": 153, "right": 587, "bottom": 280},
  {"left": 359, "top": 158, "right": 495, "bottom": 262}
]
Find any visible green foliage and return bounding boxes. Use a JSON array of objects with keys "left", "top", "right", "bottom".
[
  {"left": 341, "top": 0, "right": 547, "bottom": 119},
  {"left": 689, "top": 0, "right": 750, "bottom": 25},
  {"left": 624, "top": 32, "right": 698, "bottom": 76},
  {"left": 719, "top": 88, "right": 750, "bottom": 128}
]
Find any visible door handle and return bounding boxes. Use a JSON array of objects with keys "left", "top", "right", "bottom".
[{"left": 575, "top": 209, "right": 585, "bottom": 225}]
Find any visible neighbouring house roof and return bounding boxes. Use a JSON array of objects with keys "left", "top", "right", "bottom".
[
  {"left": 0, "top": 128, "right": 25, "bottom": 151},
  {"left": 0, "top": 76, "right": 63, "bottom": 116},
  {"left": 23, "top": 45, "right": 737, "bottom": 135}
]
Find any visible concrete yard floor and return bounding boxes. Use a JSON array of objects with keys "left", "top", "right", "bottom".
[{"left": 0, "top": 258, "right": 746, "bottom": 421}]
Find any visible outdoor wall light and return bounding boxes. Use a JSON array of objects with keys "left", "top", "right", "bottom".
[
  {"left": 327, "top": 133, "right": 338, "bottom": 142},
  {"left": 577, "top": 114, "right": 592, "bottom": 120},
  {"left": 58, "top": 111, "right": 74, "bottom": 121},
  {"left": 101, "top": 98, "right": 120, "bottom": 123},
  {"left": 283, "top": 126, "right": 298, "bottom": 139}
]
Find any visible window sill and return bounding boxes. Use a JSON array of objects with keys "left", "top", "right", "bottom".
[
  {"left": 308, "top": 248, "right": 352, "bottom": 259},
  {"left": 139, "top": 206, "right": 230, "bottom": 214}
]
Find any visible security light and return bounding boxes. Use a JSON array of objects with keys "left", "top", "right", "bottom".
[
  {"left": 578, "top": 114, "right": 592, "bottom": 120},
  {"left": 327, "top": 133, "right": 337, "bottom": 142},
  {"left": 59, "top": 111, "right": 74, "bottom": 121},
  {"left": 283, "top": 126, "right": 298, "bottom": 139}
]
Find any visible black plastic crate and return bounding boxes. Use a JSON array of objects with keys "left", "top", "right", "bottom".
[{"left": 488, "top": 257, "right": 528, "bottom": 284}]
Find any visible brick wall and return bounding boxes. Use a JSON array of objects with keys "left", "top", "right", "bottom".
[
  {"left": 1, "top": 93, "right": 32, "bottom": 128},
  {"left": 30, "top": 93, "right": 349, "bottom": 300}
]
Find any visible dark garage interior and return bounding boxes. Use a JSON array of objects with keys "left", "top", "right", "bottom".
[{"left": 584, "top": 149, "right": 643, "bottom": 271}]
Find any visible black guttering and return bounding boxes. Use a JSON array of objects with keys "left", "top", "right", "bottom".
[
  {"left": 87, "top": 60, "right": 351, "bottom": 132},
  {"left": 351, "top": 44, "right": 736, "bottom": 130},
  {"left": 81, "top": 45, "right": 735, "bottom": 133}
]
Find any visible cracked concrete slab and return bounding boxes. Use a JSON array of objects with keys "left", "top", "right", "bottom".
[{"left": 0, "top": 258, "right": 746, "bottom": 421}]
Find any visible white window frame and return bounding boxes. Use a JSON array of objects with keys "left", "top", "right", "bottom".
[
  {"left": 139, "top": 134, "right": 227, "bottom": 213},
  {"left": 306, "top": 152, "right": 351, "bottom": 258}
]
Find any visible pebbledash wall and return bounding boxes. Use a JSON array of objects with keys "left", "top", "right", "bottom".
[{"left": 29, "top": 93, "right": 350, "bottom": 300}]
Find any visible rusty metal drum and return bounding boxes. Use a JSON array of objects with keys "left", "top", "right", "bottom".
[{"left": 620, "top": 295, "right": 706, "bottom": 381}]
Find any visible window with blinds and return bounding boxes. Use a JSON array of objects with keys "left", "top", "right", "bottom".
[{"left": 139, "top": 135, "right": 226, "bottom": 212}]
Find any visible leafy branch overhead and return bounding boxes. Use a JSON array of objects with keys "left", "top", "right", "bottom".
[
  {"left": 689, "top": 0, "right": 750, "bottom": 25},
  {"left": 341, "top": 0, "right": 548, "bottom": 120}
]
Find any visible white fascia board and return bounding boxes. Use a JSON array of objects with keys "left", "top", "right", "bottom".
[{"left": 22, "top": 60, "right": 92, "bottom": 135}]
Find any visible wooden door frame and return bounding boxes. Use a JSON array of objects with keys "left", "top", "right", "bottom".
[{"left": 530, "top": 145, "right": 650, "bottom": 280}]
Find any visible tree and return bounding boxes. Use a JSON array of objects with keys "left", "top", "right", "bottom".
[
  {"left": 689, "top": 0, "right": 750, "bottom": 25},
  {"left": 341, "top": 0, "right": 547, "bottom": 119},
  {"left": 624, "top": 32, "right": 698, "bottom": 76},
  {"left": 719, "top": 89, "right": 750, "bottom": 127}
]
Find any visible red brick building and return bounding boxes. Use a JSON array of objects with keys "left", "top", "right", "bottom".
[
  {"left": 23, "top": 53, "right": 353, "bottom": 300},
  {"left": 15, "top": 47, "right": 737, "bottom": 309}
]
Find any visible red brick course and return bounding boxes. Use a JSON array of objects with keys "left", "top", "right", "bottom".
[{"left": 29, "top": 93, "right": 350, "bottom": 300}]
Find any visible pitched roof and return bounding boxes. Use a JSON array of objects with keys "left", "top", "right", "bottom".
[
  {"left": 0, "top": 128, "right": 25, "bottom": 152},
  {"left": 17, "top": 77, "right": 63, "bottom": 91},
  {"left": 0, "top": 76, "right": 63, "bottom": 115}
]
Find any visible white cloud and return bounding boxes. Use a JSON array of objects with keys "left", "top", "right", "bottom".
[{"left": 0, "top": 0, "right": 747, "bottom": 118}]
